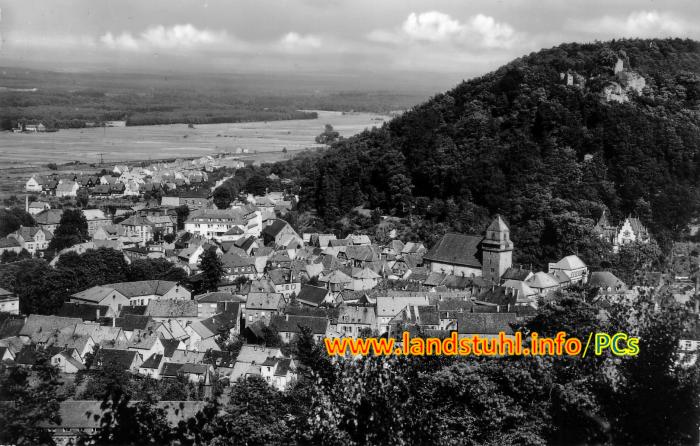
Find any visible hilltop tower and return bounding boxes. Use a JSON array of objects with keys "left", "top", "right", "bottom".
[{"left": 481, "top": 215, "right": 514, "bottom": 284}]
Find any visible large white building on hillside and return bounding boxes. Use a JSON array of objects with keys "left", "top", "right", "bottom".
[{"left": 184, "top": 205, "right": 262, "bottom": 241}]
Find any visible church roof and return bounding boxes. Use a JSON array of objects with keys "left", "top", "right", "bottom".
[
  {"left": 486, "top": 215, "right": 510, "bottom": 233},
  {"left": 424, "top": 233, "right": 483, "bottom": 268}
]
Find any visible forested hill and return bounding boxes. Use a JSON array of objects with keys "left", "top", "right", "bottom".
[{"left": 285, "top": 38, "right": 700, "bottom": 268}]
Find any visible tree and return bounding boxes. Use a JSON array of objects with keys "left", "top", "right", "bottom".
[
  {"left": 207, "top": 376, "right": 289, "bottom": 446},
  {"left": 48, "top": 208, "right": 89, "bottom": 252},
  {"left": 315, "top": 124, "right": 340, "bottom": 144},
  {"left": 76, "top": 187, "right": 90, "bottom": 207},
  {"left": 245, "top": 174, "right": 269, "bottom": 196},
  {"left": 0, "top": 208, "right": 35, "bottom": 237},
  {"left": 174, "top": 205, "right": 190, "bottom": 230},
  {"left": 129, "top": 258, "right": 187, "bottom": 282},
  {"left": 213, "top": 183, "right": 237, "bottom": 209},
  {"left": 0, "top": 349, "right": 63, "bottom": 445},
  {"left": 610, "top": 300, "right": 700, "bottom": 445},
  {"left": 388, "top": 173, "right": 414, "bottom": 215},
  {"left": 199, "top": 246, "right": 223, "bottom": 292}
]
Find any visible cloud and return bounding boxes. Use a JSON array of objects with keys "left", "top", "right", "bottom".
[
  {"left": 279, "top": 32, "right": 322, "bottom": 50},
  {"left": 368, "top": 11, "right": 517, "bottom": 49},
  {"left": 100, "top": 24, "right": 229, "bottom": 51},
  {"left": 567, "top": 10, "right": 699, "bottom": 38}
]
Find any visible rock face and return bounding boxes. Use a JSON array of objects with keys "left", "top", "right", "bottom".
[
  {"left": 600, "top": 57, "right": 646, "bottom": 102},
  {"left": 617, "top": 70, "right": 646, "bottom": 94},
  {"left": 603, "top": 82, "right": 629, "bottom": 103}
]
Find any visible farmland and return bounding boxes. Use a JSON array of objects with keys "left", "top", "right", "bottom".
[
  {"left": 0, "top": 110, "right": 390, "bottom": 166},
  {"left": 0, "top": 110, "right": 390, "bottom": 198}
]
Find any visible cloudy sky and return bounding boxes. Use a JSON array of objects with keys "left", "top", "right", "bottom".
[{"left": 1, "top": 0, "right": 699, "bottom": 82}]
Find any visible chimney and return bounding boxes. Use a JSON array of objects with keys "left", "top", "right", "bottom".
[
  {"left": 112, "top": 317, "right": 116, "bottom": 328},
  {"left": 285, "top": 314, "right": 289, "bottom": 321},
  {"left": 96, "top": 309, "right": 101, "bottom": 320}
]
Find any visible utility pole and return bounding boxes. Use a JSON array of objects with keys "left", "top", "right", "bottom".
[{"left": 97, "top": 153, "right": 105, "bottom": 165}]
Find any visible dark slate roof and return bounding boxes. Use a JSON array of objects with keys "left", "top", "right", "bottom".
[
  {"left": 296, "top": 285, "right": 329, "bottom": 307},
  {"left": 114, "top": 314, "right": 152, "bottom": 331},
  {"left": 262, "top": 219, "right": 289, "bottom": 239},
  {"left": 477, "top": 286, "right": 518, "bottom": 307},
  {"left": 501, "top": 266, "right": 534, "bottom": 281},
  {"left": 270, "top": 314, "right": 328, "bottom": 335},
  {"left": 141, "top": 353, "right": 163, "bottom": 369},
  {"left": 274, "top": 357, "right": 294, "bottom": 376},
  {"left": 196, "top": 291, "right": 242, "bottom": 303},
  {"left": 119, "top": 306, "right": 147, "bottom": 316},
  {"left": 96, "top": 348, "right": 138, "bottom": 370},
  {"left": 0, "top": 318, "right": 24, "bottom": 339},
  {"left": 424, "top": 233, "right": 483, "bottom": 268},
  {"left": 456, "top": 313, "right": 516, "bottom": 335},
  {"left": 56, "top": 302, "right": 110, "bottom": 321},
  {"left": 161, "top": 339, "right": 181, "bottom": 358},
  {"left": 161, "top": 362, "right": 184, "bottom": 378}
]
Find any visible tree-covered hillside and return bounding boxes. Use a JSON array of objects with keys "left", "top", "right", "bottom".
[{"left": 284, "top": 38, "right": 700, "bottom": 268}]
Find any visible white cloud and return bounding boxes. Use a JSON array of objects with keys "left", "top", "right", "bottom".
[
  {"left": 100, "top": 24, "right": 229, "bottom": 51},
  {"left": 568, "top": 10, "right": 699, "bottom": 38},
  {"left": 402, "top": 11, "right": 464, "bottom": 43},
  {"left": 279, "top": 32, "right": 322, "bottom": 50},
  {"left": 368, "top": 11, "right": 517, "bottom": 49}
]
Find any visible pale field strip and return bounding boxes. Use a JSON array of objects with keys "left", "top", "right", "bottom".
[{"left": 0, "top": 110, "right": 389, "bottom": 166}]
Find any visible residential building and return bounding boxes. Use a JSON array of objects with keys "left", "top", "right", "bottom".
[
  {"left": 8, "top": 226, "right": 52, "bottom": 255},
  {"left": 0, "top": 288, "right": 19, "bottom": 314},
  {"left": 244, "top": 292, "right": 286, "bottom": 325},
  {"left": 271, "top": 314, "right": 329, "bottom": 343}
]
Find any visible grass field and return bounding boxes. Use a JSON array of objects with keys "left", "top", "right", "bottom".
[
  {"left": 0, "top": 110, "right": 390, "bottom": 199},
  {"left": 0, "top": 110, "right": 390, "bottom": 167}
]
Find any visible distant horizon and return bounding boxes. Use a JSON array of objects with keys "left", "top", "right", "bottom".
[{"left": 2, "top": 0, "right": 699, "bottom": 90}]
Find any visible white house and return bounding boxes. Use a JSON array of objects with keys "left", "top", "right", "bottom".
[
  {"left": 25, "top": 176, "right": 43, "bottom": 192},
  {"left": 548, "top": 255, "right": 588, "bottom": 285}
]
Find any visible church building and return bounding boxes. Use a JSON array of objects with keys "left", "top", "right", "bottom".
[{"left": 423, "top": 216, "right": 513, "bottom": 284}]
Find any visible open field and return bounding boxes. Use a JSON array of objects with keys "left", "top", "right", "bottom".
[
  {"left": 0, "top": 110, "right": 390, "bottom": 167},
  {"left": 0, "top": 111, "right": 390, "bottom": 199}
]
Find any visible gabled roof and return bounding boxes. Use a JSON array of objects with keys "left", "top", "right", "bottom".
[
  {"left": 337, "top": 305, "right": 376, "bottom": 325},
  {"left": 588, "top": 271, "right": 627, "bottom": 291},
  {"left": 246, "top": 292, "right": 284, "bottom": 311},
  {"left": 19, "top": 315, "right": 82, "bottom": 338},
  {"left": 320, "top": 269, "right": 352, "bottom": 284},
  {"left": 424, "top": 233, "right": 483, "bottom": 268},
  {"left": 34, "top": 209, "right": 64, "bottom": 225},
  {"left": 145, "top": 300, "right": 198, "bottom": 318},
  {"left": 236, "top": 344, "right": 283, "bottom": 364},
  {"left": 105, "top": 280, "right": 182, "bottom": 298},
  {"left": 526, "top": 272, "right": 560, "bottom": 289},
  {"left": 376, "top": 295, "right": 430, "bottom": 318},
  {"left": 196, "top": 291, "right": 242, "bottom": 303},
  {"left": 96, "top": 348, "right": 139, "bottom": 370},
  {"left": 501, "top": 266, "right": 534, "bottom": 282},
  {"left": 114, "top": 315, "right": 153, "bottom": 331},
  {"left": 270, "top": 314, "right": 328, "bottom": 335},
  {"left": 140, "top": 353, "right": 163, "bottom": 369},
  {"left": 456, "top": 313, "right": 516, "bottom": 335},
  {"left": 552, "top": 255, "right": 586, "bottom": 271},
  {"left": 262, "top": 219, "right": 290, "bottom": 239},
  {"left": 56, "top": 302, "right": 110, "bottom": 321},
  {"left": 390, "top": 305, "right": 439, "bottom": 327},
  {"left": 296, "top": 285, "right": 329, "bottom": 307},
  {"left": 71, "top": 286, "right": 120, "bottom": 304}
]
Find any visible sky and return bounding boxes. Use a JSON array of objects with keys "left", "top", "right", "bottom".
[{"left": 1, "top": 0, "right": 699, "bottom": 85}]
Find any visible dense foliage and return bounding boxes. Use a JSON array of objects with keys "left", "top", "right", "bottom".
[
  {"left": 0, "top": 248, "right": 187, "bottom": 314},
  {"left": 26, "top": 292, "right": 694, "bottom": 446},
  {"left": 273, "top": 39, "right": 700, "bottom": 268}
]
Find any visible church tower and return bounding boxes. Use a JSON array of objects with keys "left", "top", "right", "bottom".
[{"left": 481, "top": 215, "right": 514, "bottom": 284}]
